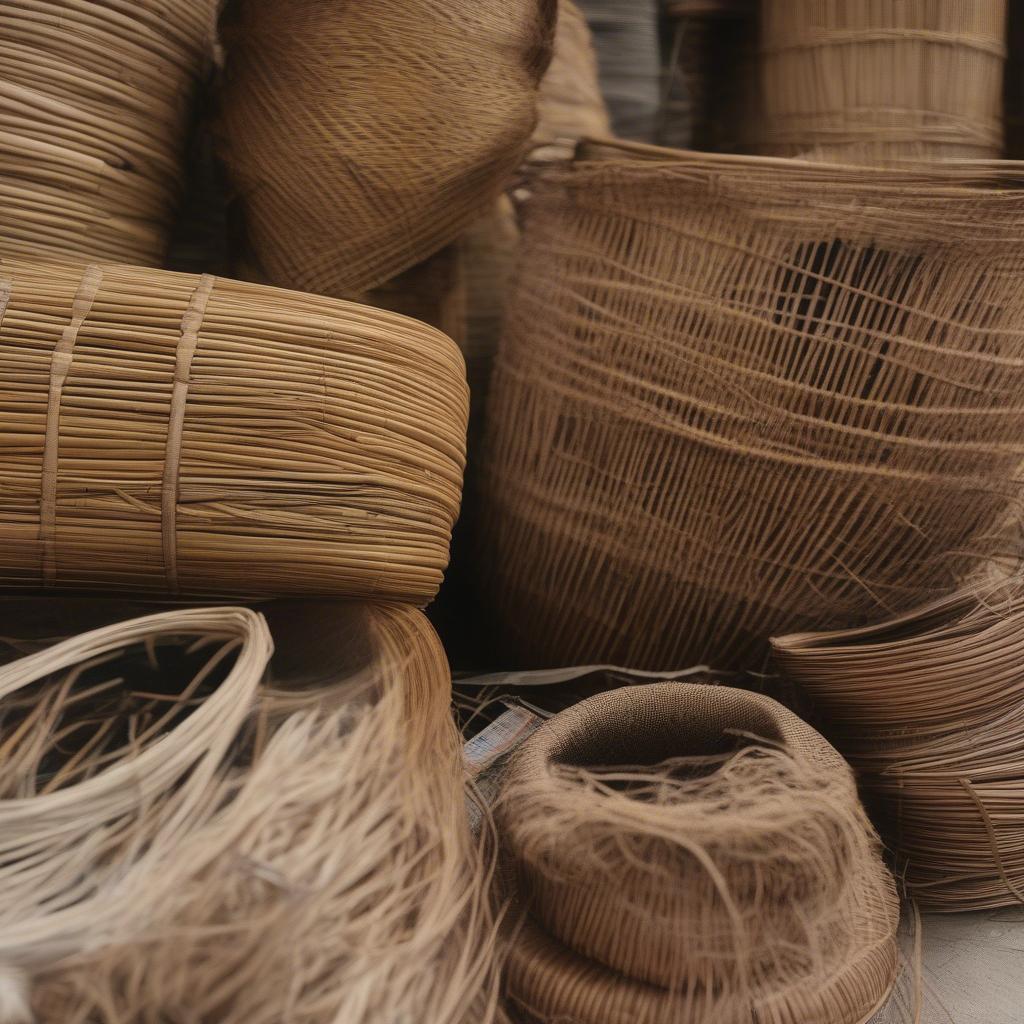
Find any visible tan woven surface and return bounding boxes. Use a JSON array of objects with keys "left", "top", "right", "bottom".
[
  {"left": 0, "top": 258, "right": 468, "bottom": 602},
  {"left": 0, "top": 0, "right": 216, "bottom": 265},
  {"left": 774, "top": 576, "right": 1024, "bottom": 911},
  {"left": 751, "top": 0, "right": 1008, "bottom": 162},
  {"left": 218, "top": 0, "right": 555, "bottom": 297},
  {"left": 496, "top": 682, "right": 899, "bottom": 1023},
  {"left": 479, "top": 141, "right": 1024, "bottom": 670}
]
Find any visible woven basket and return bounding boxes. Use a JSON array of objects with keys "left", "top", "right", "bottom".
[
  {"left": 0, "top": 0, "right": 216, "bottom": 265},
  {"left": 217, "top": 0, "right": 555, "bottom": 297},
  {"left": 479, "top": 141, "right": 1024, "bottom": 670},
  {"left": 0, "top": 257, "right": 468, "bottom": 602},
  {"left": 751, "top": 0, "right": 1008, "bottom": 162}
]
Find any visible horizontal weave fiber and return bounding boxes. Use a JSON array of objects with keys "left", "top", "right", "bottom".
[
  {"left": 496, "top": 682, "right": 899, "bottom": 1023},
  {"left": 479, "top": 141, "right": 1024, "bottom": 670},
  {"left": 751, "top": 0, "right": 1008, "bottom": 162},
  {"left": 0, "top": 257, "right": 468, "bottom": 602},
  {"left": 218, "top": 0, "right": 555, "bottom": 297},
  {"left": 0, "top": 0, "right": 216, "bottom": 265},
  {"left": 774, "top": 576, "right": 1024, "bottom": 911}
]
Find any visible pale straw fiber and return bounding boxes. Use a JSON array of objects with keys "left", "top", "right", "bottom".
[
  {"left": 0, "top": 257, "right": 468, "bottom": 602},
  {"left": 217, "top": 0, "right": 556, "bottom": 297},
  {"left": 752, "top": 0, "right": 1008, "bottom": 162},
  {"left": 0, "top": 0, "right": 217, "bottom": 265},
  {"left": 479, "top": 141, "right": 1024, "bottom": 670},
  {"left": 496, "top": 682, "right": 899, "bottom": 1023},
  {"left": 774, "top": 575, "right": 1024, "bottom": 911}
]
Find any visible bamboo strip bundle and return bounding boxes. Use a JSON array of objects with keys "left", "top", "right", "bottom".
[
  {"left": 773, "top": 577, "right": 1024, "bottom": 910},
  {"left": 478, "top": 141, "right": 1024, "bottom": 670},
  {"left": 0, "top": 0, "right": 217, "bottom": 265},
  {"left": 0, "top": 604, "right": 502, "bottom": 1023},
  {"left": 217, "top": 0, "right": 555, "bottom": 298},
  {"left": 496, "top": 682, "right": 899, "bottom": 1023},
  {"left": 752, "top": 0, "right": 1008, "bottom": 163},
  {"left": 0, "top": 257, "right": 469, "bottom": 602}
]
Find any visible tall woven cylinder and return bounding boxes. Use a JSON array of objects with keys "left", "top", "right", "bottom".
[
  {"left": 0, "top": 257, "right": 468, "bottom": 603},
  {"left": 218, "top": 0, "right": 555, "bottom": 297},
  {"left": 479, "top": 142, "right": 1024, "bottom": 670},
  {"left": 752, "top": 0, "right": 1008, "bottom": 162},
  {"left": 0, "top": 0, "right": 216, "bottom": 265}
]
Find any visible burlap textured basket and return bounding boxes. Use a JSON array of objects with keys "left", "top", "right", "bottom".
[
  {"left": 774, "top": 577, "right": 1024, "bottom": 911},
  {"left": 218, "top": 0, "right": 555, "bottom": 297},
  {"left": 0, "top": 257, "right": 468, "bottom": 602},
  {"left": 751, "top": 0, "right": 1008, "bottom": 162},
  {"left": 496, "top": 682, "right": 899, "bottom": 1023},
  {"left": 479, "top": 141, "right": 1024, "bottom": 670},
  {"left": 0, "top": 0, "right": 216, "bottom": 265}
]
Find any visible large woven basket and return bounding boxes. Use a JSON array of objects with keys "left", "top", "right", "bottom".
[
  {"left": 751, "top": 0, "right": 1008, "bottom": 162},
  {"left": 0, "top": 258, "right": 468, "bottom": 602},
  {"left": 479, "top": 141, "right": 1024, "bottom": 670},
  {"left": 218, "top": 0, "right": 555, "bottom": 298},
  {"left": 0, "top": 0, "right": 216, "bottom": 265}
]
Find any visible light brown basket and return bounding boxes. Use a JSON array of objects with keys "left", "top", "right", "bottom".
[
  {"left": 479, "top": 141, "right": 1024, "bottom": 670},
  {"left": 0, "top": 0, "right": 216, "bottom": 265},
  {"left": 751, "top": 0, "right": 1008, "bottom": 162},
  {"left": 0, "top": 257, "right": 468, "bottom": 602}
]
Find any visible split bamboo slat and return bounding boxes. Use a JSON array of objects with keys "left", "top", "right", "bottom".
[
  {"left": 0, "top": 257, "right": 469, "bottom": 602},
  {"left": 0, "top": 0, "right": 217, "bottom": 265},
  {"left": 479, "top": 140, "right": 1024, "bottom": 670},
  {"left": 752, "top": 0, "right": 1008, "bottom": 162},
  {"left": 774, "top": 576, "right": 1024, "bottom": 911}
]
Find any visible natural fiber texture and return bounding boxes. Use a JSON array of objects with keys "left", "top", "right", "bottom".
[
  {"left": 0, "top": 0, "right": 216, "bottom": 265},
  {"left": 218, "top": 0, "right": 555, "bottom": 297},
  {"left": 0, "top": 603, "right": 502, "bottom": 1023},
  {"left": 751, "top": 0, "right": 1008, "bottom": 162},
  {"left": 0, "top": 257, "right": 468, "bottom": 602},
  {"left": 773, "top": 576, "right": 1024, "bottom": 911},
  {"left": 479, "top": 141, "right": 1024, "bottom": 671},
  {"left": 496, "top": 682, "right": 899, "bottom": 1023}
]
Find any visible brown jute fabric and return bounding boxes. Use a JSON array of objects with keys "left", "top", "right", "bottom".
[
  {"left": 750, "top": 0, "right": 1008, "bottom": 162},
  {"left": 496, "top": 682, "right": 899, "bottom": 1023},
  {"left": 0, "top": 604, "right": 502, "bottom": 1024},
  {"left": 0, "top": 257, "right": 468, "bottom": 603},
  {"left": 774, "top": 575, "right": 1024, "bottom": 911},
  {"left": 479, "top": 141, "right": 1024, "bottom": 671},
  {"left": 217, "top": 0, "right": 555, "bottom": 297},
  {"left": 0, "top": 0, "right": 217, "bottom": 265}
]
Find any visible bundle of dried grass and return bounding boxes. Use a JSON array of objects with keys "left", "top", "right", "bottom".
[
  {"left": 217, "top": 0, "right": 555, "bottom": 297},
  {"left": 495, "top": 682, "right": 899, "bottom": 1023},
  {"left": 0, "top": 0, "right": 217, "bottom": 265},
  {"left": 0, "top": 603, "right": 501, "bottom": 1024},
  {"left": 752, "top": 0, "right": 1008, "bottom": 162},
  {"left": 0, "top": 257, "right": 468, "bottom": 602},
  {"left": 773, "top": 576, "right": 1024, "bottom": 911},
  {"left": 478, "top": 141, "right": 1024, "bottom": 671}
]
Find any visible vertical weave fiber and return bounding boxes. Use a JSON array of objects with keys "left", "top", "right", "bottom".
[{"left": 479, "top": 142, "right": 1024, "bottom": 670}]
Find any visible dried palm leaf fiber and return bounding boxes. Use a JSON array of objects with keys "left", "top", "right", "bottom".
[
  {"left": 478, "top": 140, "right": 1024, "bottom": 671},
  {"left": 0, "top": 0, "right": 217, "bottom": 265},
  {"left": 217, "top": 0, "right": 555, "bottom": 298},
  {"left": 0, "top": 602, "right": 503, "bottom": 1024},
  {"left": 0, "top": 256, "right": 468, "bottom": 602},
  {"left": 494, "top": 682, "right": 899, "bottom": 1023},
  {"left": 773, "top": 575, "right": 1024, "bottom": 911},
  {"left": 751, "top": 0, "right": 1007, "bottom": 163}
]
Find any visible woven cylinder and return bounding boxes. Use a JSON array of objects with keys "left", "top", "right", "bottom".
[
  {"left": 496, "top": 683, "right": 899, "bottom": 1023},
  {"left": 0, "top": 257, "right": 468, "bottom": 602},
  {"left": 218, "top": 0, "right": 555, "bottom": 297},
  {"left": 0, "top": 0, "right": 216, "bottom": 265},
  {"left": 774, "top": 577, "right": 1024, "bottom": 911},
  {"left": 479, "top": 142, "right": 1024, "bottom": 670},
  {"left": 752, "top": 0, "right": 1008, "bottom": 162}
]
